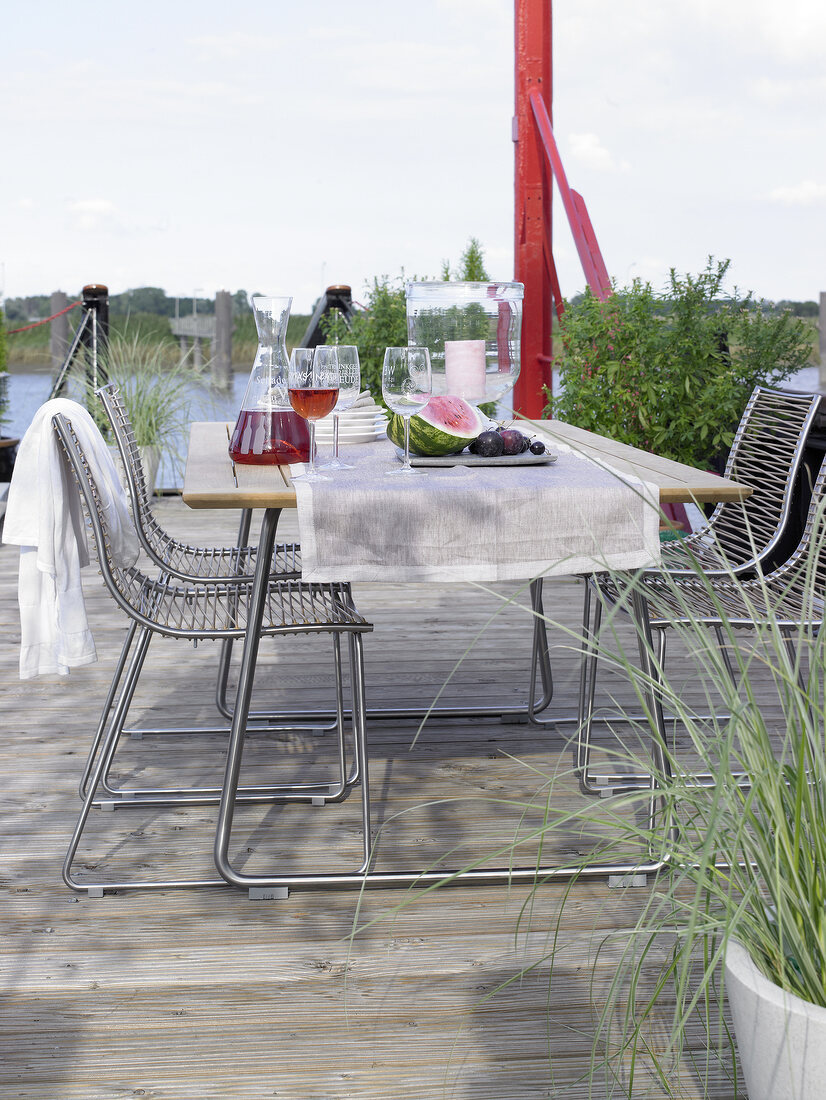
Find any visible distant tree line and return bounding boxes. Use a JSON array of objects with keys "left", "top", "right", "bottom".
[
  {"left": 2, "top": 288, "right": 254, "bottom": 325},
  {"left": 566, "top": 290, "right": 820, "bottom": 319}
]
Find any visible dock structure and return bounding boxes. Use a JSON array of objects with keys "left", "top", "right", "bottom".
[{"left": 1, "top": 498, "right": 765, "bottom": 1097}]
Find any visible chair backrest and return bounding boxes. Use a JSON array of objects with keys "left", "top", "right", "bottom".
[
  {"left": 702, "top": 386, "right": 821, "bottom": 570},
  {"left": 52, "top": 411, "right": 165, "bottom": 629},
  {"left": 764, "top": 448, "right": 826, "bottom": 598},
  {"left": 97, "top": 382, "right": 183, "bottom": 570}
]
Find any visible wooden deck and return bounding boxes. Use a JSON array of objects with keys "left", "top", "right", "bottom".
[{"left": 0, "top": 499, "right": 763, "bottom": 1098}]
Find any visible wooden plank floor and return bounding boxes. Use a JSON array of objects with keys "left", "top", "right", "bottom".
[{"left": 0, "top": 499, "right": 762, "bottom": 1098}]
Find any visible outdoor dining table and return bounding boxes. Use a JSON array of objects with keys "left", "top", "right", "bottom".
[{"left": 182, "top": 419, "right": 751, "bottom": 896}]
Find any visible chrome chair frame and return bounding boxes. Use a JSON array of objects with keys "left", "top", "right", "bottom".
[
  {"left": 580, "top": 413, "right": 826, "bottom": 797},
  {"left": 53, "top": 411, "right": 373, "bottom": 895},
  {"left": 575, "top": 386, "right": 822, "bottom": 793},
  {"left": 84, "top": 384, "right": 337, "bottom": 804}
]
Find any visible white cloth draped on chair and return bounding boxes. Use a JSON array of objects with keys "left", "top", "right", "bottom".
[{"left": 3, "top": 399, "right": 139, "bottom": 679}]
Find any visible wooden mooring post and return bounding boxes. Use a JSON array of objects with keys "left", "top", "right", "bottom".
[
  {"left": 213, "top": 290, "right": 233, "bottom": 391},
  {"left": 49, "top": 291, "right": 69, "bottom": 371}
]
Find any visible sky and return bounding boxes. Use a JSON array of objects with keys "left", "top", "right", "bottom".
[{"left": 2, "top": 0, "right": 826, "bottom": 313}]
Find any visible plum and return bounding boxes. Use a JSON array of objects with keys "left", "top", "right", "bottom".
[
  {"left": 475, "top": 430, "right": 504, "bottom": 458},
  {"left": 500, "top": 429, "right": 526, "bottom": 456}
]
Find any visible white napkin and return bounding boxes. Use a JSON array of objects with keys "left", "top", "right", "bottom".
[{"left": 3, "top": 399, "right": 140, "bottom": 679}]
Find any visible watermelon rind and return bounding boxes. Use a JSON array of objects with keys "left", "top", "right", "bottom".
[{"left": 386, "top": 396, "right": 487, "bottom": 456}]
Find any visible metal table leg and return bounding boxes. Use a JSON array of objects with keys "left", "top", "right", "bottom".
[{"left": 213, "top": 549, "right": 672, "bottom": 897}]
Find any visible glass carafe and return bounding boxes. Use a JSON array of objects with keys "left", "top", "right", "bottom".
[{"left": 228, "top": 295, "right": 310, "bottom": 465}]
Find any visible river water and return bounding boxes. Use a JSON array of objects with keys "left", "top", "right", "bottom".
[{"left": 1, "top": 366, "right": 250, "bottom": 490}]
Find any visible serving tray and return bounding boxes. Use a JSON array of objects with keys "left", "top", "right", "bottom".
[{"left": 397, "top": 449, "right": 558, "bottom": 468}]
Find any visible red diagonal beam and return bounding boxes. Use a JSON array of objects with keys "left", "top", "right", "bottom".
[
  {"left": 529, "top": 88, "right": 612, "bottom": 300},
  {"left": 572, "top": 189, "right": 612, "bottom": 296}
]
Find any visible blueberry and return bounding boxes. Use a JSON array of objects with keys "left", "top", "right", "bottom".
[
  {"left": 476, "top": 430, "right": 505, "bottom": 458},
  {"left": 529, "top": 439, "right": 546, "bottom": 455}
]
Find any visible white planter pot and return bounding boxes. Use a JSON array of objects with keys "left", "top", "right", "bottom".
[
  {"left": 109, "top": 443, "right": 161, "bottom": 497},
  {"left": 138, "top": 444, "right": 161, "bottom": 495},
  {"left": 725, "top": 938, "right": 826, "bottom": 1100}
]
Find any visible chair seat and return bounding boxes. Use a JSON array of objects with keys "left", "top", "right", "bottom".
[
  {"left": 657, "top": 535, "right": 745, "bottom": 575},
  {"left": 597, "top": 572, "right": 823, "bottom": 631},
  {"left": 127, "top": 574, "right": 371, "bottom": 639},
  {"left": 158, "top": 539, "right": 301, "bottom": 580}
]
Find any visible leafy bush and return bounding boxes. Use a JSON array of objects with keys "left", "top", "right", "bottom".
[
  {"left": 323, "top": 274, "right": 409, "bottom": 404},
  {"left": 547, "top": 258, "right": 813, "bottom": 468}
]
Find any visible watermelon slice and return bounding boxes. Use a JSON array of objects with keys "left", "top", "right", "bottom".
[{"left": 386, "top": 396, "right": 487, "bottom": 456}]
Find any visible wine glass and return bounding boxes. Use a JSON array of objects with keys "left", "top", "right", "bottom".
[
  {"left": 321, "top": 345, "right": 361, "bottom": 471},
  {"left": 381, "top": 346, "right": 432, "bottom": 476},
  {"left": 288, "top": 347, "right": 339, "bottom": 481}
]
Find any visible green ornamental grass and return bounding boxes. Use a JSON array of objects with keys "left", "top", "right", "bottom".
[{"left": 350, "top": 491, "right": 826, "bottom": 1097}]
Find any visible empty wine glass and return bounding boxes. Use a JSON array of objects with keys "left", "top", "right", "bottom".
[
  {"left": 321, "top": 345, "right": 361, "bottom": 471},
  {"left": 288, "top": 347, "right": 339, "bottom": 481},
  {"left": 381, "top": 346, "right": 432, "bottom": 476}
]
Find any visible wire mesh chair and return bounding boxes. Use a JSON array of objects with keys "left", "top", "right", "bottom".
[
  {"left": 655, "top": 386, "right": 822, "bottom": 575},
  {"left": 98, "top": 380, "right": 305, "bottom": 717},
  {"left": 576, "top": 386, "right": 822, "bottom": 792},
  {"left": 53, "top": 410, "right": 373, "bottom": 894},
  {"left": 601, "top": 454, "right": 826, "bottom": 787},
  {"left": 81, "top": 384, "right": 323, "bottom": 802},
  {"left": 98, "top": 382, "right": 301, "bottom": 583}
]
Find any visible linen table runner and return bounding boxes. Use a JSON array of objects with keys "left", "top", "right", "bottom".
[{"left": 292, "top": 439, "right": 661, "bottom": 584}]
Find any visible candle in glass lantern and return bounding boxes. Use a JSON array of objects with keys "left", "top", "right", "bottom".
[{"left": 444, "top": 340, "right": 486, "bottom": 401}]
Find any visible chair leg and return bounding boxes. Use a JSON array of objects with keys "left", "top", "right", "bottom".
[
  {"left": 62, "top": 626, "right": 225, "bottom": 894},
  {"left": 713, "top": 624, "right": 738, "bottom": 685},
  {"left": 92, "top": 634, "right": 358, "bottom": 809},
  {"left": 526, "top": 578, "right": 554, "bottom": 721},
  {"left": 79, "top": 619, "right": 139, "bottom": 800},
  {"left": 576, "top": 580, "right": 607, "bottom": 793}
]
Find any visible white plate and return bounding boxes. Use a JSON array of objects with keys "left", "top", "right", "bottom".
[
  {"left": 319, "top": 411, "right": 387, "bottom": 426},
  {"left": 316, "top": 431, "right": 379, "bottom": 445}
]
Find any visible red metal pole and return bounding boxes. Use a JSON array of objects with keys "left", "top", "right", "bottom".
[{"left": 513, "top": 0, "right": 553, "bottom": 418}]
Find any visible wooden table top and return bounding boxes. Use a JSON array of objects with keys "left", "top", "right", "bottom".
[{"left": 182, "top": 420, "right": 753, "bottom": 510}]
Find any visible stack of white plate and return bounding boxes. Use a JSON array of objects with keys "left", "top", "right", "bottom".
[{"left": 315, "top": 391, "right": 388, "bottom": 446}]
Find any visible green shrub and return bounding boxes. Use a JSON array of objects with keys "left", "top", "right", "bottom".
[
  {"left": 323, "top": 275, "right": 408, "bottom": 404},
  {"left": 547, "top": 258, "right": 813, "bottom": 468}
]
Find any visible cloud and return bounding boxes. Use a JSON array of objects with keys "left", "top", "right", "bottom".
[
  {"left": 189, "top": 32, "right": 281, "bottom": 59},
  {"left": 66, "top": 198, "right": 117, "bottom": 231},
  {"left": 767, "top": 180, "right": 826, "bottom": 206},
  {"left": 681, "top": 0, "right": 826, "bottom": 61},
  {"left": 567, "top": 133, "right": 630, "bottom": 174}
]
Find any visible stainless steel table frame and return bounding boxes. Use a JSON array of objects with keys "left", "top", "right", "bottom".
[{"left": 183, "top": 422, "right": 752, "bottom": 897}]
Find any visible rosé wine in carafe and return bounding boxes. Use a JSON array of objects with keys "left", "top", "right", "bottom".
[{"left": 229, "top": 296, "right": 310, "bottom": 464}]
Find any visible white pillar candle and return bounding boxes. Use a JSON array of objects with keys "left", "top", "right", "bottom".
[{"left": 444, "top": 340, "right": 486, "bottom": 401}]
